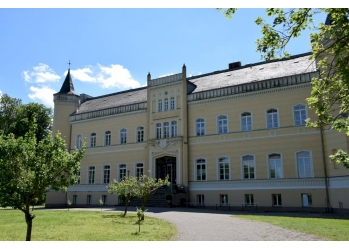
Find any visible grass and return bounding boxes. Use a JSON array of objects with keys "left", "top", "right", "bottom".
[
  {"left": 234, "top": 214, "right": 349, "bottom": 241},
  {"left": 0, "top": 208, "right": 177, "bottom": 241}
]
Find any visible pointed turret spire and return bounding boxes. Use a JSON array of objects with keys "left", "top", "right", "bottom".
[{"left": 58, "top": 67, "right": 77, "bottom": 95}]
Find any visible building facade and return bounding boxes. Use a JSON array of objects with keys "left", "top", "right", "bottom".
[{"left": 46, "top": 53, "right": 349, "bottom": 212}]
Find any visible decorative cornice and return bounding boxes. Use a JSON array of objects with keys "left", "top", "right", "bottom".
[
  {"left": 148, "top": 73, "right": 183, "bottom": 87},
  {"left": 148, "top": 137, "right": 183, "bottom": 150}
]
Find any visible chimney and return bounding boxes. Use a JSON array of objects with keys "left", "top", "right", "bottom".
[{"left": 229, "top": 61, "right": 241, "bottom": 69}]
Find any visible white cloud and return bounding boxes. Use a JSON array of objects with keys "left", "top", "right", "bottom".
[
  {"left": 22, "top": 63, "right": 61, "bottom": 83},
  {"left": 28, "top": 85, "right": 56, "bottom": 108},
  {"left": 70, "top": 68, "right": 96, "bottom": 83}
]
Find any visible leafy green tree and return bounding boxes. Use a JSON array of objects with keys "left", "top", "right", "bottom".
[
  {"left": 108, "top": 176, "right": 138, "bottom": 216},
  {"left": 219, "top": 8, "right": 349, "bottom": 167},
  {"left": 0, "top": 119, "right": 85, "bottom": 241},
  {"left": 0, "top": 93, "right": 22, "bottom": 135}
]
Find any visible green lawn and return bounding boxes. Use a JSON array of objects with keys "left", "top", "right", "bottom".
[
  {"left": 234, "top": 214, "right": 349, "bottom": 241},
  {"left": 0, "top": 208, "right": 177, "bottom": 241}
]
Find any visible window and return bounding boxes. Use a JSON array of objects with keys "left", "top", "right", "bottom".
[
  {"left": 90, "top": 133, "right": 96, "bottom": 147},
  {"left": 87, "top": 195, "right": 92, "bottom": 205},
  {"left": 102, "top": 195, "right": 107, "bottom": 205},
  {"left": 272, "top": 194, "right": 282, "bottom": 206},
  {"left": 196, "top": 118, "right": 205, "bottom": 136},
  {"left": 137, "top": 126, "right": 144, "bottom": 142},
  {"left": 269, "top": 154, "right": 282, "bottom": 179},
  {"left": 297, "top": 151, "right": 312, "bottom": 178},
  {"left": 196, "top": 159, "right": 206, "bottom": 181},
  {"left": 220, "top": 194, "right": 228, "bottom": 206},
  {"left": 88, "top": 166, "right": 95, "bottom": 184},
  {"left": 294, "top": 104, "right": 306, "bottom": 126},
  {"left": 302, "top": 194, "right": 312, "bottom": 207},
  {"left": 218, "top": 157, "right": 229, "bottom": 180},
  {"left": 164, "top": 122, "right": 170, "bottom": 138},
  {"left": 218, "top": 115, "right": 228, "bottom": 134},
  {"left": 156, "top": 123, "right": 162, "bottom": 139},
  {"left": 170, "top": 97, "right": 175, "bottom": 110},
  {"left": 119, "top": 164, "right": 126, "bottom": 181},
  {"left": 243, "top": 155, "right": 255, "bottom": 179},
  {"left": 120, "top": 128, "right": 127, "bottom": 144},
  {"left": 164, "top": 98, "right": 169, "bottom": 111},
  {"left": 171, "top": 121, "right": 177, "bottom": 137},
  {"left": 241, "top": 112, "right": 252, "bottom": 131},
  {"left": 158, "top": 99, "right": 163, "bottom": 112},
  {"left": 267, "top": 109, "right": 279, "bottom": 128},
  {"left": 77, "top": 170, "right": 80, "bottom": 184},
  {"left": 103, "top": 165, "right": 110, "bottom": 184},
  {"left": 73, "top": 195, "right": 77, "bottom": 205},
  {"left": 105, "top": 131, "right": 111, "bottom": 146},
  {"left": 197, "top": 195, "right": 205, "bottom": 206},
  {"left": 245, "top": 194, "right": 254, "bottom": 206},
  {"left": 136, "top": 163, "right": 144, "bottom": 178},
  {"left": 76, "top": 134, "right": 82, "bottom": 149}
]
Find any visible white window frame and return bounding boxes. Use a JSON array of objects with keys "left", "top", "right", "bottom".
[
  {"left": 164, "top": 98, "right": 169, "bottom": 111},
  {"left": 156, "top": 123, "right": 162, "bottom": 139},
  {"left": 76, "top": 134, "right": 82, "bottom": 149},
  {"left": 120, "top": 128, "right": 127, "bottom": 144},
  {"left": 195, "top": 158, "right": 207, "bottom": 181},
  {"left": 102, "top": 165, "right": 111, "bottom": 184},
  {"left": 171, "top": 121, "right": 177, "bottom": 137},
  {"left": 197, "top": 194, "right": 205, "bottom": 206},
  {"left": 90, "top": 133, "right": 96, "bottom": 147},
  {"left": 217, "top": 115, "right": 228, "bottom": 134},
  {"left": 245, "top": 194, "right": 254, "bottom": 206},
  {"left": 104, "top": 131, "right": 111, "bottom": 146},
  {"left": 163, "top": 122, "right": 170, "bottom": 138},
  {"left": 296, "top": 151, "right": 313, "bottom": 178},
  {"left": 266, "top": 108, "right": 279, "bottom": 129},
  {"left": 241, "top": 111, "right": 253, "bottom": 131},
  {"left": 301, "top": 193, "right": 312, "bottom": 207},
  {"left": 220, "top": 194, "right": 228, "bottom": 206},
  {"left": 272, "top": 194, "right": 282, "bottom": 206},
  {"left": 293, "top": 104, "right": 307, "bottom": 126},
  {"left": 195, "top": 118, "right": 205, "bottom": 136},
  {"left": 88, "top": 166, "right": 95, "bottom": 184},
  {"left": 119, "top": 164, "right": 127, "bottom": 181},
  {"left": 102, "top": 195, "right": 107, "bottom": 205},
  {"left": 135, "top": 163, "right": 144, "bottom": 178},
  {"left": 170, "top": 97, "right": 175, "bottom": 110},
  {"left": 217, "top": 157, "right": 230, "bottom": 180},
  {"left": 268, "top": 153, "right": 283, "bottom": 179},
  {"left": 136, "top": 126, "right": 144, "bottom": 143},
  {"left": 242, "top": 155, "right": 255, "bottom": 180},
  {"left": 158, "top": 99, "right": 163, "bottom": 112}
]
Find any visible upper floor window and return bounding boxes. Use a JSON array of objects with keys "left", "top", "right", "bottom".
[
  {"left": 119, "top": 164, "right": 127, "bottom": 181},
  {"left": 105, "top": 131, "right": 111, "bottom": 146},
  {"left": 269, "top": 154, "right": 282, "bottom": 179},
  {"left": 164, "top": 98, "right": 169, "bottom": 111},
  {"left": 294, "top": 104, "right": 307, "bottom": 126},
  {"left": 136, "top": 163, "right": 144, "bottom": 178},
  {"left": 241, "top": 112, "right": 252, "bottom": 131},
  {"left": 243, "top": 155, "right": 255, "bottom": 179},
  {"left": 88, "top": 166, "right": 95, "bottom": 184},
  {"left": 90, "top": 133, "right": 96, "bottom": 147},
  {"left": 156, "top": 123, "right": 162, "bottom": 139},
  {"left": 120, "top": 128, "right": 127, "bottom": 144},
  {"left": 170, "top": 97, "right": 175, "bottom": 110},
  {"left": 217, "top": 115, "right": 228, "bottom": 134},
  {"left": 297, "top": 151, "right": 313, "bottom": 178},
  {"left": 103, "top": 165, "right": 110, "bottom": 184},
  {"left": 267, "top": 109, "right": 279, "bottom": 129},
  {"left": 158, "top": 99, "right": 163, "bottom": 112},
  {"left": 137, "top": 126, "right": 144, "bottom": 142},
  {"left": 218, "top": 157, "right": 229, "bottom": 180},
  {"left": 164, "top": 122, "right": 170, "bottom": 138},
  {"left": 196, "top": 118, "right": 205, "bottom": 136},
  {"left": 171, "top": 121, "right": 177, "bottom": 137},
  {"left": 196, "top": 158, "right": 206, "bottom": 181},
  {"left": 76, "top": 134, "right": 82, "bottom": 149}
]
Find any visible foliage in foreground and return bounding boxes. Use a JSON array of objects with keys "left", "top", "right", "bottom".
[
  {"left": 234, "top": 214, "right": 349, "bottom": 241},
  {"left": 0, "top": 209, "right": 177, "bottom": 241}
]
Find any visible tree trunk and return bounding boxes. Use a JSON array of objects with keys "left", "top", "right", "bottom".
[
  {"left": 141, "top": 197, "right": 147, "bottom": 221},
  {"left": 25, "top": 211, "right": 34, "bottom": 241},
  {"left": 124, "top": 198, "right": 130, "bottom": 217}
]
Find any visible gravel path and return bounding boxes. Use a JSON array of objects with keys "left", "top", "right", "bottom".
[{"left": 98, "top": 206, "right": 324, "bottom": 241}]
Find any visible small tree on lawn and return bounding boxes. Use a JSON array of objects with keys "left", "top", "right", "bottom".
[
  {"left": 0, "top": 119, "right": 85, "bottom": 241},
  {"left": 108, "top": 176, "right": 138, "bottom": 217},
  {"left": 99, "top": 197, "right": 103, "bottom": 211},
  {"left": 135, "top": 173, "right": 170, "bottom": 221}
]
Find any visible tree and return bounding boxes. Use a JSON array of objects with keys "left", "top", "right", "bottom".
[
  {"left": 108, "top": 176, "right": 138, "bottom": 217},
  {"left": 219, "top": 8, "right": 349, "bottom": 167},
  {"left": 0, "top": 93, "right": 22, "bottom": 135},
  {"left": 0, "top": 119, "right": 85, "bottom": 241},
  {"left": 135, "top": 173, "right": 170, "bottom": 221}
]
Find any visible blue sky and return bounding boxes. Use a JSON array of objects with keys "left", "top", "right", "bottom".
[{"left": 0, "top": 6, "right": 327, "bottom": 108}]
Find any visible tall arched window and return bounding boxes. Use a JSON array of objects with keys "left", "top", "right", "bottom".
[
  {"left": 119, "top": 164, "right": 127, "bottom": 181},
  {"left": 120, "top": 128, "right": 127, "bottom": 144},
  {"left": 76, "top": 134, "right": 82, "bottom": 149},
  {"left": 196, "top": 159, "right": 206, "bottom": 181},
  {"left": 171, "top": 121, "right": 177, "bottom": 137},
  {"left": 103, "top": 165, "right": 110, "bottom": 184},
  {"left": 217, "top": 115, "right": 228, "bottom": 134},
  {"left": 269, "top": 154, "right": 282, "bottom": 178},
  {"left": 170, "top": 97, "right": 175, "bottom": 110},
  {"left": 242, "top": 155, "right": 255, "bottom": 179},
  {"left": 196, "top": 118, "right": 205, "bottom": 136},
  {"left": 241, "top": 112, "right": 252, "bottom": 131},
  {"left": 164, "top": 122, "right": 170, "bottom": 138},
  {"left": 294, "top": 104, "right": 307, "bottom": 126},
  {"left": 136, "top": 163, "right": 144, "bottom": 178},
  {"left": 164, "top": 98, "right": 169, "bottom": 111},
  {"left": 156, "top": 123, "right": 162, "bottom": 139},
  {"left": 137, "top": 126, "right": 144, "bottom": 142},
  {"left": 267, "top": 109, "right": 279, "bottom": 128},
  {"left": 297, "top": 151, "right": 313, "bottom": 178},
  {"left": 88, "top": 166, "right": 95, "bottom": 184},
  {"left": 218, "top": 157, "right": 229, "bottom": 180},
  {"left": 90, "top": 133, "right": 96, "bottom": 147},
  {"left": 158, "top": 99, "right": 163, "bottom": 112},
  {"left": 104, "top": 131, "right": 111, "bottom": 146}
]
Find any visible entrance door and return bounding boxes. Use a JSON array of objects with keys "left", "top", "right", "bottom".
[{"left": 156, "top": 156, "right": 176, "bottom": 184}]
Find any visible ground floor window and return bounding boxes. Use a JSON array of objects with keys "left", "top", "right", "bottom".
[
  {"left": 220, "top": 194, "right": 228, "bottom": 206},
  {"left": 73, "top": 195, "right": 77, "bottom": 205},
  {"left": 197, "top": 195, "right": 205, "bottom": 206},
  {"left": 272, "top": 194, "right": 282, "bottom": 206},
  {"left": 102, "top": 195, "right": 107, "bottom": 205},
  {"left": 87, "top": 195, "right": 92, "bottom": 205},
  {"left": 245, "top": 194, "right": 254, "bottom": 206},
  {"left": 302, "top": 193, "right": 312, "bottom": 207}
]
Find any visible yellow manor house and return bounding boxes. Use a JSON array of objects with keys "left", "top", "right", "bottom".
[{"left": 46, "top": 52, "right": 349, "bottom": 213}]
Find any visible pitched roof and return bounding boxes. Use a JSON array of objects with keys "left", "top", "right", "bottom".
[
  {"left": 57, "top": 69, "right": 77, "bottom": 95},
  {"left": 188, "top": 53, "right": 316, "bottom": 93}
]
